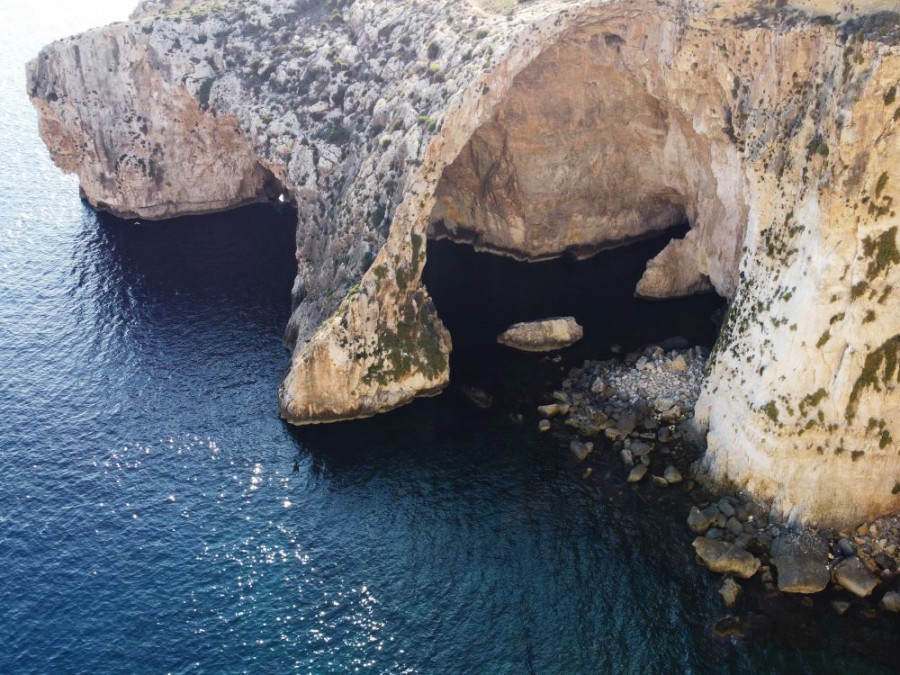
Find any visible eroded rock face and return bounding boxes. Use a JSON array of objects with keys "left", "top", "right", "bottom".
[
  {"left": 27, "top": 0, "right": 900, "bottom": 524},
  {"left": 27, "top": 26, "right": 283, "bottom": 219}
]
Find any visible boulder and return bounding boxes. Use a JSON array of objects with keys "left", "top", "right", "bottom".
[
  {"left": 497, "top": 317, "right": 583, "bottom": 352},
  {"left": 627, "top": 464, "right": 648, "bottom": 483},
  {"left": 658, "top": 426, "right": 677, "bottom": 443},
  {"left": 881, "top": 591, "right": 900, "bottom": 613},
  {"left": 831, "top": 600, "right": 851, "bottom": 615},
  {"left": 718, "top": 577, "right": 742, "bottom": 608},
  {"left": 538, "top": 403, "right": 562, "bottom": 418},
  {"left": 770, "top": 531, "right": 830, "bottom": 594},
  {"left": 570, "top": 439, "right": 594, "bottom": 462},
  {"left": 692, "top": 537, "right": 761, "bottom": 579},
  {"left": 606, "top": 410, "right": 638, "bottom": 440},
  {"left": 717, "top": 498, "right": 736, "bottom": 517},
  {"left": 687, "top": 506, "right": 711, "bottom": 533},
  {"left": 725, "top": 517, "right": 744, "bottom": 537},
  {"left": 663, "top": 465, "right": 683, "bottom": 484},
  {"left": 590, "top": 378, "right": 607, "bottom": 395},
  {"left": 667, "top": 355, "right": 688, "bottom": 372},
  {"left": 833, "top": 557, "right": 880, "bottom": 598},
  {"left": 836, "top": 538, "right": 856, "bottom": 557},
  {"left": 564, "top": 409, "right": 610, "bottom": 437}
]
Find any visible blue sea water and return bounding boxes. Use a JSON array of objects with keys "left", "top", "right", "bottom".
[{"left": 0, "top": 2, "right": 897, "bottom": 673}]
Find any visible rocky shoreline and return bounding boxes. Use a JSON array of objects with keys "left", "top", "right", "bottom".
[{"left": 532, "top": 341, "right": 900, "bottom": 639}]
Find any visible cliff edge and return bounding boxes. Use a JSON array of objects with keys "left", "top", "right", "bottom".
[{"left": 27, "top": 0, "right": 900, "bottom": 526}]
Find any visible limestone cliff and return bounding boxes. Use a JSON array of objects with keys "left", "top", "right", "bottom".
[{"left": 27, "top": 0, "right": 900, "bottom": 526}]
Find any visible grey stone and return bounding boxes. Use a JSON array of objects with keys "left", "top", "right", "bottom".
[
  {"left": 627, "top": 464, "right": 648, "bottom": 483},
  {"left": 663, "top": 465, "right": 683, "bottom": 484},
  {"left": 831, "top": 600, "right": 851, "bottom": 616},
  {"left": 658, "top": 426, "right": 676, "bottom": 443},
  {"left": 770, "top": 531, "right": 830, "bottom": 594},
  {"left": 725, "top": 517, "right": 744, "bottom": 536},
  {"left": 570, "top": 439, "right": 594, "bottom": 462},
  {"left": 717, "top": 498, "right": 736, "bottom": 517},
  {"left": 833, "top": 557, "right": 880, "bottom": 598},
  {"left": 881, "top": 591, "right": 900, "bottom": 613},
  {"left": 620, "top": 449, "right": 634, "bottom": 467}
]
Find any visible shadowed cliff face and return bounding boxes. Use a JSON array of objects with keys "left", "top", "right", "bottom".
[{"left": 26, "top": 0, "right": 900, "bottom": 525}]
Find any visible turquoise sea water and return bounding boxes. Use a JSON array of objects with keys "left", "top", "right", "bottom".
[{"left": 0, "top": 2, "right": 896, "bottom": 672}]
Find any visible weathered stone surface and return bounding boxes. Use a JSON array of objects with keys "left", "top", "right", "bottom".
[
  {"left": 28, "top": 0, "right": 900, "bottom": 525},
  {"left": 771, "top": 531, "right": 830, "bottom": 594},
  {"left": 663, "top": 466, "right": 683, "bottom": 484},
  {"left": 693, "top": 537, "right": 761, "bottom": 579},
  {"left": 570, "top": 440, "right": 594, "bottom": 462},
  {"left": 833, "top": 556, "right": 880, "bottom": 598},
  {"left": 497, "top": 317, "right": 583, "bottom": 353},
  {"left": 718, "top": 577, "right": 742, "bottom": 608},
  {"left": 627, "top": 464, "right": 648, "bottom": 484},
  {"left": 881, "top": 591, "right": 900, "bottom": 613},
  {"left": 687, "top": 506, "right": 711, "bottom": 534}
]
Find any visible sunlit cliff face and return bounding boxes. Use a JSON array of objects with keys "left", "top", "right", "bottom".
[{"left": 27, "top": 0, "right": 900, "bottom": 525}]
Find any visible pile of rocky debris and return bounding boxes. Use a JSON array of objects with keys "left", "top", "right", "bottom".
[
  {"left": 536, "top": 342, "right": 707, "bottom": 487},
  {"left": 533, "top": 340, "right": 900, "bottom": 622},
  {"left": 689, "top": 493, "right": 900, "bottom": 616}
]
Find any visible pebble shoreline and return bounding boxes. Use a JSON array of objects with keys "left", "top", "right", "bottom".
[{"left": 533, "top": 341, "right": 900, "bottom": 630}]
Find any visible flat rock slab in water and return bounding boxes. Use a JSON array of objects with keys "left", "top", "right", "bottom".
[
  {"left": 693, "top": 537, "right": 761, "bottom": 579},
  {"left": 771, "top": 531, "right": 830, "bottom": 594},
  {"left": 497, "top": 317, "right": 583, "bottom": 352}
]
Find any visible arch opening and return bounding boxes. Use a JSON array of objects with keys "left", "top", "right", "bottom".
[{"left": 422, "top": 230, "right": 726, "bottom": 410}]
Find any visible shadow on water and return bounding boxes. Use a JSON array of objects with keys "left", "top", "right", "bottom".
[
  {"left": 288, "top": 231, "right": 900, "bottom": 675},
  {"left": 421, "top": 225, "right": 725, "bottom": 411},
  {"left": 294, "top": 225, "right": 725, "bottom": 463},
  {"left": 80, "top": 203, "right": 298, "bottom": 319}
]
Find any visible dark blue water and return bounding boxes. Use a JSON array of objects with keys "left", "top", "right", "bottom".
[{"left": 1, "top": 2, "right": 895, "bottom": 673}]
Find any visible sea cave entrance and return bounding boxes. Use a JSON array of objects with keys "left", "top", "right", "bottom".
[{"left": 422, "top": 225, "right": 726, "bottom": 411}]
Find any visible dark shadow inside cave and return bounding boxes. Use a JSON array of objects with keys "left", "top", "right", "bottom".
[{"left": 422, "top": 224, "right": 726, "bottom": 412}]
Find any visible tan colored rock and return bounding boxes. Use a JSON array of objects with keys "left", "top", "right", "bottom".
[
  {"left": 718, "top": 577, "right": 742, "bottom": 608},
  {"left": 833, "top": 556, "right": 880, "bottom": 598},
  {"left": 27, "top": 0, "right": 900, "bottom": 523},
  {"left": 693, "top": 538, "right": 761, "bottom": 579},
  {"left": 27, "top": 28, "right": 282, "bottom": 220},
  {"left": 497, "top": 317, "right": 583, "bottom": 352}
]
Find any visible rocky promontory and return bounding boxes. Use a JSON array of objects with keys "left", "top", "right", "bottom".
[{"left": 27, "top": 0, "right": 900, "bottom": 526}]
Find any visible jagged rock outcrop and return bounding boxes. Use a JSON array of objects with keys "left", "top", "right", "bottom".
[{"left": 27, "top": 0, "right": 900, "bottom": 525}]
